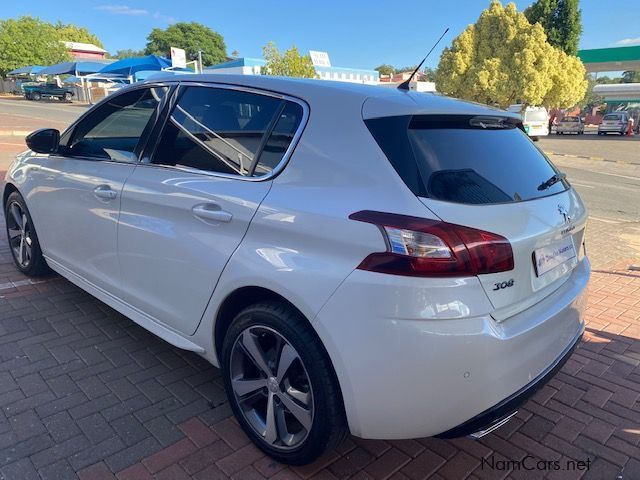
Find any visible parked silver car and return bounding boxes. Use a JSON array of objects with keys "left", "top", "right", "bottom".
[
  {"left": 598, "top": 112, "right": 629, "bottom": 135},
  {"left": 556, "top": 116, "right": 584, "bottom": 135}
]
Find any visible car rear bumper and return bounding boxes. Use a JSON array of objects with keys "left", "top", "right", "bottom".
[
  {"left": 313, "top": 257, "right": 589, "bottom": 439},
  {"left": 598, "top": 125, "right": 625, "bottom": 133},
  {"left": 556, "top": 127, "right": 582, "bottom": 133},
  {"left": 436, "top": 328, "right": 582, "bottom": 438},
  {"left": 526, "top": 128, "right": 548, "bottom": 137}
]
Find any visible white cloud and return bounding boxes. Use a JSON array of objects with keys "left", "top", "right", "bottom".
[
  {"left": 95, "top": 5, "right": 149, "bottom": 15},
  {"left": 95, "top": 5, "right": 175, "bottom": 23},
  {"left": 153, "top": 12, "right": 176, "bottom": 23},
  {"left": 614, "top": 37, "right": 640, "bottom": 46}
]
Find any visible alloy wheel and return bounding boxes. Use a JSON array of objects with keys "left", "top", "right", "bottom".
[
  {"left": 6, "top": 201, "right": 33, "bottom": 268},
  {"left": 229, "top": 325, "right": 314, "bottom": 450}
]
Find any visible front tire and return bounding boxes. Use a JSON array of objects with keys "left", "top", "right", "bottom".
[
  {"left": 31, "top": 92, "right": 41, "bottom": 101},
  {"left": 221, "top": 301, "right": 347, "bottom": 465},
  {"left": 4, "top": 192, "right": 50, "bottom": 276}
]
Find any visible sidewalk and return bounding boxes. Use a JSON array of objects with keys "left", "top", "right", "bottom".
[{"left": 0, "top": 208, "right": 639, "bottom": 479}]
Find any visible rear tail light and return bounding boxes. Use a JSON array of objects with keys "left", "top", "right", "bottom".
[{"left": 349, "top": 211, "right": 514, "bottom": 277}]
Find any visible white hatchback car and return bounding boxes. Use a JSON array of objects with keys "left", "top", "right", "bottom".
[{"left": 3, "top": 75, "right": 589, "bottom": 465}]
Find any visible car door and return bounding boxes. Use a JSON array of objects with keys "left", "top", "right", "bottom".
[
  {"left": 117, "top": 84, "right": 306, "bottom": 335},
  {"left": 26, "top": 85, "right": 169, "bottom": 295}
]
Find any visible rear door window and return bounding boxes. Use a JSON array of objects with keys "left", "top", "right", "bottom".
[
  {"left": 152, "top": 86, "right": 303, "bottom": 177},
  {"left": 366, "top": 115, "right": 569, "bottom": 205}
]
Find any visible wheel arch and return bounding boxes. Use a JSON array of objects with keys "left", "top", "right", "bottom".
[
  {"left": 214, "top": 286, "right": 311, "bottom": 362},
  {"left": 2, "top": 182, "right": 19, "bottom": 211},
  {"left": 212, "top": 286, "right": 347, "bottom": 414}
]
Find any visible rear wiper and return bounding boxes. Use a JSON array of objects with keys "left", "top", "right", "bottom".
[{"left": 537, "top": 172, "right": 566, "bottom": 191}]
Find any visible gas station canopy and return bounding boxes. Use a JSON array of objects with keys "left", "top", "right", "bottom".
[{"left": 578, "top": 46, "right": 640, "bottom": 73}]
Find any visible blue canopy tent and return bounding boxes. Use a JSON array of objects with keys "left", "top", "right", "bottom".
[
  {"left": 38, "top": 60, "right": 114, "bottom": 76},
  {"left": 7, "top": 65, "right": 45, "bottom": 76},
  {"left": 37, "top": 60, "right": 115, "bottom": 103},
  {"left": 63, "top": 74, "right": 127, "bottom": 84},
  {"left": 98, "top": 55, "right": 174, "bottom": 77},
  {"left": 134, "top": 69, "right": 195, "bottom": 82}
]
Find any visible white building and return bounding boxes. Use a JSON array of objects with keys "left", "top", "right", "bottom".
[{"left": 204, "top": 56, "right": 380, "bottom": 84}]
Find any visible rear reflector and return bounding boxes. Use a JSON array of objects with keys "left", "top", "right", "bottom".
[{"left": 350, "top": 210, "right": 514, "bottom": 277}]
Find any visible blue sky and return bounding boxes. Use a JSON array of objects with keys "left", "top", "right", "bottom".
[{"left": 4, "top": 1, "right": 640, "bottom": 70}]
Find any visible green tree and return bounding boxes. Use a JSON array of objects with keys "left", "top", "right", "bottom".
[
  {"left": 621, "top": 70, "right": 640, "bottom": 83},
  {"left": 581, "top": 74, "right": 604, "bottom": 110},
  {"left": 436, "top": 1, "right": 586, "bottom": 109},
  {"left": 396, "top": 65, "right": 418, "bottom": 73},
  {"left": 54, "top": 22, "right": 104, "bottom": 48},
  {"left": 421, "top": 67, "right": 436, "bottom": 82},
  {"left": 524, "top": 0, "right": 582, "bottom": 56},
  {"left": 375, "top": 64, "right": 395, "bottom": 76},
  {"left": 262, "top": 42, "right": 317, "bottom": 78},
  {"left": 544, "top": 47, "right": 588, "bottom": 107},
  {"left": 113, "top": 49, "right": 146, "bottom": 59},
  {"left": 145, "top": 22, "right": 226, "bottom": 66},
  {"left": 0, "top": 16, "right": 69, "bottom": 77}
]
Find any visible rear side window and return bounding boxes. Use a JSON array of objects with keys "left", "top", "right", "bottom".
[
  {"left": 366, "top": 115, "right": 569, "bottom": 205},
  {"left": 152, "top": 86, "right": 303, "bottom": 177}
]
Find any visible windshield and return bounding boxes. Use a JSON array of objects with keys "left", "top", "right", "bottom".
[
  {"left": 366, "top": 115, "right": 569, "bottom": 205},
  {"left": 523, "top": 110, "right": 548, "bottom": 122},
  {"left": 563, "top": 116, "right": 579, "bottom": 122},
  {"left": 603, "top": 114, "right": 623, "bottom": 121}
]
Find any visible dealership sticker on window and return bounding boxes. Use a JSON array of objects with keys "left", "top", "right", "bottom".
[{"left": 533, "top": 236, "right": 576, "bottom": 277}]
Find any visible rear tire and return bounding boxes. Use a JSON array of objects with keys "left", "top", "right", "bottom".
[
  {"left": 221, "top": 301, "right": 347, "bottom": 465},
  {"left": 31, "top": 92, "right": 41, "bottom": 101},
  {"left": 4, "top": 192, "right": 50, "bottom": 276},
  {"left": 63, "top": 92, "right": 72, "bottom": 102}
]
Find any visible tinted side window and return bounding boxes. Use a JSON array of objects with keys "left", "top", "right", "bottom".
[
  {"left": 152, "top": 87, "right": 302, "bottom": 177},
  {"left": 69, "top": 87, "right": 167, "bottom": 162},
  {"left": 254, "top": 102, "right": 304, "bottom": 176}
]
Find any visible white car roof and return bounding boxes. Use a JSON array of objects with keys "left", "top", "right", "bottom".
[{"left": 142, "top": 74, "right": 520, "bottom": 120}]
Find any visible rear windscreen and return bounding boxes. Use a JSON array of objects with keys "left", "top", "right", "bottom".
[
  {"left": 523, "top": 110, "right": 548, "bottom": 122},
  {"left": 366, "top": 115, "right": 569, "bottom": 205}
]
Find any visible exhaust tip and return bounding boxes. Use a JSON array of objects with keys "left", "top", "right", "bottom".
[{"left": 468, "top": 411, "right": 518, "bottom": 439}]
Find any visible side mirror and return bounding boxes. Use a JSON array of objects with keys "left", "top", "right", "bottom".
[{"left": 25, "top": 128, "right": 60, "bottom": 154}]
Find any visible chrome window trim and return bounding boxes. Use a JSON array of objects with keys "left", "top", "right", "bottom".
[{"left": 139, "top": 81, "right": 310, "bottom": 183}]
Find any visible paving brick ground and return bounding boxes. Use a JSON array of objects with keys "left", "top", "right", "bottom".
[{"left": 1, "top": 191, "right": 639, "bottom": 479}]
